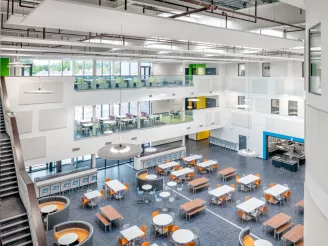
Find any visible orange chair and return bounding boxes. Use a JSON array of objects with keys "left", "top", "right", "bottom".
[
  {"left": 140, "top": 225, "right": 147, "bottom": 241},
  {"left": 178, "top": 166, "right": 184, "bottom": 170},
  {"left": 243, "top": 235, "right": 255, "bottom": 246},
  {"left": 259, "top": 205, "right": 268, "bottom": 216},
  {"left": 265, "top": 193, "right": 275, "bottom": 205},
  {"left": 100, "top": 189, "right": 105, "bottom": 200},
  {"left": 237, "top": 209, "right": 247, "bottom": 223},
  {"left": 173, "top": 165, "right": 180, "bottom": 171},
  {"left": 270, "top": 183, "right": 275, "bottom": 188},
  {"left": 185, "top": 242, "right": 196, "bottom": 246},
  {"left": 283, "top": 190, "right": 291, "bottom": 200},
  {"left": 166, "top": 160, "right": 170, "bottom": 163},
  {"left": 141, "top": 242, "right": 149, "bottom": 246},
  {"left": 124, "top": 182, "right": 129, "bottom": 192},
  {"left": 107, "top": 189, "right": 116, "bottom": 199},
  {"left": 156, "top": 167, "right": 163, "bottom": 175},
  {"left": 152, "top": 211, "right": 159, "bottom": 219},
  {"left": 245, "top": 196, "right": 250, "bottom": 201},
  {"left": 172, "top": 226, "right": 179, "bottom": 232},
  {"left": 204, "top": 159, "right": 208, "bottom": 162},
  {"left": 190, "top": 160, "right": 196, "bottom": 166},
  {"left": 117, "top": 237, "right": 129, "bottom": 246},
  {"left": 163, "top": 224, "right": 175, "bottom": 237},
  {"left": 196, "top": 166, "right": 203, "bottom": 174},
  {"left": 212, "top": 163, "right": 218, "bottom": 171},
  {"left": 255, "top": 179, "right": 261, "bottom": 189},
  {"left": 186, "top": 172, "right": 195, "bottom": 181},
  {"left": 236, "top": 176, "right": 241, "bottom": 184},
  {"left": 230, "top": 184, "right": 236, "bottom": 188},
  {"left": 218, "top": 195, "right": 227, "bottom": 207},
  {"left": 81, "top": 197, "right": 90, "bottom": 209},
  {"left": 105, "top": 178, "right": 111, "bottom": 182},
  {"left": 217, "top": 184, "right": 221, "bottom": 188},
  {"left": 255, "top": 173, "right": 260, "bottom": 177},
  {"left": 170, "top": 174, "right": 176, "bottom": 181}
]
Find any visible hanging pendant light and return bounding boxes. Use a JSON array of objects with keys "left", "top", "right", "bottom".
[{"left": 145, "top": 146, "right": 157, "bottom": 153}]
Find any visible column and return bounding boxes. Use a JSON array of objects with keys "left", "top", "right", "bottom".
[
  {"left": 138, "top": 61, "right": 141, "bottom": 88},
  {"left": 110, "top": 104, "right": 115, "bottom": 116},
  {"left": 137, "top": 101, "right": 141, "bottom": 128},
  {"left": 92, "top": 105, "right": 97, "bottom": 135},
  {"left": 56, "top": 161, "right": 62, "bottom": 173},
  {"left": 182, "top": 135, "right": 186, "bottom": 146},
  {"left": 91, "top": 153, "right": 96, "bottom": 168},
  {"left": 92, "top": 59, "right": 97, "bottom": 89},
  {"left": 182, "top": 99, "right": 186, "bottom": 122},
  {"left": 182, "top": 61, "right": 186, "bottom": 86}
]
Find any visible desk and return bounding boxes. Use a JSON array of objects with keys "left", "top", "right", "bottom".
[
  {"left": 197, "top": 160, "right": 217, "bottom": 168},
  {"left": 183, "top": 155, "right": 202, "bottom": 162},
  {"left": 209, "top": 185, "right": 235, "bottom": 199},
  {"left": 218, "top": 167, "right": 237, "bottom": 182},
  {"left": 84, "top": 190, "right": 101, "bottom": 200},
  {"left": 153, "top": 214, "right": 173, "bottom": 227},
  {"left": 238, "top": 175, "right": 260, "bottom": 191},
  {"left": 105, "top": 180, "right": 126, "bottom": 193},
  {"left": 282, "top": 224, "right": 304, "bottom": 246},
  {"left": 58, "top": 233, "right": 78, "bottom": 246},
  {"left": 264, "top": 184, "right": 289, "bottom": 200},
  {"left": 237, "top": 197, "right": 265, "bottom": 214},
  {"left": 120, "top": 225, "right": 144, "bottom": 242},
  {"left": 171, "top": 168, "right": 194, "bottom": 177},
  {"left": 158, "top": 161, "right": 179, "bottom": 170},
  {"left": 188, "top": 177, "right": 209, "bottom": 194}
]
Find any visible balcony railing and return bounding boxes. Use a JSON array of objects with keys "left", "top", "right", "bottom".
[
  {"left": 75, "top": 110, "right": 193, "bottom": 139},
  {"left": 74, "top": 75, "right": 193, "bottom": 90}
]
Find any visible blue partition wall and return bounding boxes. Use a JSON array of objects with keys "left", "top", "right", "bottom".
[{"left": 262, "top": 131, "right": 304, "bottom": 160}]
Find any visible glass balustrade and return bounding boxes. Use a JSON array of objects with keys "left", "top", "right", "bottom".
[
  {"left": 74, "top": 110, "right": 194, "bottom": 139},
  {"left": 74, "top": 75, "right": 193, "bottom": 90}
]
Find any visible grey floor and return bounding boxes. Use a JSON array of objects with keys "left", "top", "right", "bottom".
[{"left": 44, "top": 139, "right": 304, "bottom": 246}]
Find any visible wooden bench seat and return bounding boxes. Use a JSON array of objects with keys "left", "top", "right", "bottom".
[
  {"left": 224, "top": 172, "right": 236, "bottom": 180},
  {"left": 96, "top": 213, "right": 111, "bottom": 232},
  {"left": 274, "top": 221, "right": 293, "bottom": 239},
  {"left": 193, "top": 183, "right": 209, "bottom": 193},
  {"left": 186, "top": 205, "right": 205, "bottom": 221},
  {"left": 296, "top": 240, "right": 304, "bottom": 246}
]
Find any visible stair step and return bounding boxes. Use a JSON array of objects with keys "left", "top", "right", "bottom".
[
  {"left": 0, "top": 213, "right": 27, "bottom": 224},
  {"left": 0, "top": 166, "right": 15, "bottom": 172},
  {"left": 0, "top": 162, "right": 14, "bottom": 168},
  {"left": 0, "top": 157, "right": 14, "bottom": 163},
  {"left": 0, "top": 180, "right": 17, "bottom": 187},
  {"left": 2, "top": 232, "right": 31, "bottom": 245},
  {"left": 1, "top": 226, "right": 30, "bottom": 238},
  {"left": 0, "top": 170, "right": 16, "bottom": 176},
  {"left": 0, "top": 153, "right": 13, "bottom": 158},
  {"left": 0, "top": 185, "right": 18, "bottom": 192},
  {"left": 0, "top": 175, "right": 17, "bottom": 182},
  {"left": 0, "top": 219, "right": 28, "bottom": 232},
  {"left": 13, "top": 240, "right": 33, "bottom": 246},
  {"left": 0, "top": 190, "right": 19, "bottom": 198}
]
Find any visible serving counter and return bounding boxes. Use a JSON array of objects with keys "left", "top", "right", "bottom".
[{"left": 272, "top": 157, "right": 298, "bottom": 172}]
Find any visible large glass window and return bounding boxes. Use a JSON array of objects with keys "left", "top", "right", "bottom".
[
  {"left": 102, "top": 105, "right": 110, "bottom": 118},
  {"left": 103, "top": 61, "right": 111, "bottom": 75},
  {"left": 129, "top": 102, "right": 138, "bottom": 115},
  {"left": 238, "top": 96, "right": 246, "bottom": 110},
  {"left": 96, "top": 61, "right": 103, "bottom": 75},
  {"left": 62, "top": 60, "right": 73, "bottom": 76},
  {"left": 288, "top": 101, "right": 298, "bottom": 116},
  {"left": 49, "top": 60, "right": 62, "bottom": 76},
  {"left": 113, "top": 103, "right": 120, "bottom": 116},
  {"left": 271, "top": 99, "right": 279, "bottom": 114},
  {"left": 32, "top": 60, "right": 49, "bottom": 76},
  {"left": 141, "top": 101, "right": 151, "bottom": 114},
  {"left": 120, "top": 103, "right": 129, "bottom": 116},
  {"left": 74, "top": 60, "right": 84, "bottom": 75},
  {"left": 309, "top": 23, "right": 321, "bottom": 95},
  {"left": 96, "top": 105, "right": 102, "bottom": 119},
  {"left": 83, "top": 105, "right": 93, "bottom": 120},
  {"left": 121, "top": 62, "right": 130, "bottom": 75},
  {"left": 113, "top": 62, "right": 120, "bottom": 75},
  {"left": 130, "top": 62, "right": 138, "bottom": 75},
  {"left": 75, "top": 106, "right": 83, "bottom": 122},
  {"left": 84, "top": 60, "right": 93, "bottom": 75}
]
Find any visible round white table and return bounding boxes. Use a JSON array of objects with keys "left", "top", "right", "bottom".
[
  {"left": 167, "top": 181, "right": 177, "bottom": 187},
  {"left": 58, "top": 233, "right": 78, "bottom": 246},
  {"left": 172, "top": 229, "right": 194, "bottom": 245},
  {"left": 254, "top": 239, "right": 273, "bottom": 246},
  {"left": 146, "top": 174, "right": 157, "bottom": 180},
  {"left": 41, "top": 204, "right": 57, "bottom": 214},
  {"left": 152, "top": 214, "right": 173, "bottom": 226},
  {"left": 142, "top": 184, "right": 152, "bottom": 204},
  {"left": 104, "top": 130, "right": 113, "bottom": 134},
  {"left": 159, "top": 192, "right": 170, "bottom": 212}
]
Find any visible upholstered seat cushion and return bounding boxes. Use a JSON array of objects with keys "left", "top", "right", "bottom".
[
  {"left": 139, "top": 173, "right": 147, "bottom": 180},
  {"left": 39, "top": 201, "right": 66, "bottom": 211},
  {"left": 54, "top": 228, "right": 89, "bottom": 243},
  {"left": 243, "top": 235, "right": 254, "bottom": 246}
]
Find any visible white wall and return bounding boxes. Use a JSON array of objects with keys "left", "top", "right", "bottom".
[
  {"left": 152, "top": 63, "right": 184, "bottom": 75},
  {"left": 152, "top": 99, "right": 182, "bottom": 114}
]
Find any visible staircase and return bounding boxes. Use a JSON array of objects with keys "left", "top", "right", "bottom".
[{"left": 0, "top": 93, "right": 33, "bottom": 246}]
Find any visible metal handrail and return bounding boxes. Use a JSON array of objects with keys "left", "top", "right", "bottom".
[{"left": 0, "top": 76, "right": 47, "bottom": 246}]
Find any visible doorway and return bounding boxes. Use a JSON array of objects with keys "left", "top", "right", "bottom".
[
  {"left": 239, "top": 135, "right": 247, "bottom": 150},
  {"left": 140, "top": 66, "right": 151, "bottom": 80}
]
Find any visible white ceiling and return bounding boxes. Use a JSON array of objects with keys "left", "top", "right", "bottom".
[{"left": 8, "top": 0, "right": 303, "bottom": 50}]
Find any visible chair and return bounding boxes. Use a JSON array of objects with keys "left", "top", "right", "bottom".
[
  {"left": 152, "top": 211, "right": 159, "bottom": 219},
  {"left": 237, "top": 209, "right": 247, "bottom": 223},
  {"left": 196, "top": 166, "right": 203, "bottom": 174},
  {"left": 236, "top": 176, "right": 241, "bottom": 185},
  {"left": 217, "top": 184, "right": 221, "bottom": 188},
  {"left": 172, "top": 225, "right": 179, "bottom": 232},
  {"left": 230, "top": 184, "right": 236, "bottom": 188},
  {"left": 170, "top": 174, "right": 176, "bottom": 181},
  {"left": 107, "top": 189, "right": 116, "bottom": 199},
  {"left": 270, "top": 183, "right": 275, "bottom": 188},
  {"left": 265, "top": 193, "right": 276, "bottom": 205},
  {"left": 105, "top": 178, "right": 111, "bottom": 182},
  {"left": 141, "top": 225, "right": 147, "bottom": 241},
  {"left": 283, "top": 190, "right": 291, "bottom": 200},
  {"left": 100, "top": 189, "right": 105, "bottom": 200},
  {"left": 177, "top": 184, "right": 183, "bottom": 192},
  {"left": 204, "top": 159, "right": 208, "bottom": 162},
  {"left": 218, "top": 195, "right": 227, "bottom": 207},
  {"left": 124, "top": 182, "right": 130, "bottom": 195},
  {"left": 81, "top": 197, "right": 90, "bottom": 209},
  {"left": 245, "top": 196, "right": 250, "bottom": 201},
  {"left": 117, "top": 236, "right": 129, "bottom": 246},
  {"left": 259, "top": 205, "right": 268, "bottom": 216},
  {"left": 184, "top": 242, "right": 196, "bottom": 246},
  {"left": 190, "top": 227, "right": 200, "bottom": 245},
  {"left": 212, "top": 163, "right": 218, "bottom": 171},
  {"left": 255, "top": 179, "right": 262, "bottom": 189},
  {"left": 163, "top": 224, "right": 174, "bottom": 237},
  {"left": 239, "top": 227, "right": 254, "bottom": 246},
  {"left": 186, "top": 172, "right": 195, "bottom": 181},
  {"left": 154, "top": 194, "right": 162, "bottom": 209},
  {"left": 255, "top": 173, "right": 260, "bottom": 177},
  {"left": 141, "top": 242, "right": 149, "bottom": 246}
]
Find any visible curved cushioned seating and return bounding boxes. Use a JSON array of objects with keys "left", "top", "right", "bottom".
[
  {"left": 54, "top": 221, "right": 93, "bottom": 246},
  {"left": 139, "top": 173, "right": 147, "bottom": 180},
  {"left": 39, "top": 201, "right": 66, "bottom": 211},
  {"left": 136, "top": 169, "right": 164, "bottom": 192},
  {"left": 239, "top": 227, "right": 254, "bottom": 246}
]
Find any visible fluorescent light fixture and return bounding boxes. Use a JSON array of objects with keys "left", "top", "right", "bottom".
[
  {"left": 159, "top": 93, "right": 167, "bottom": 96},
  {"left": 145, "top": 147, "right": 157, "bottom": 153},
  {"left": 188, "top": 98, "right": 200, "bottom": 102},
  {"left": 187, "top": 106, "right": 193, "bottom": 109}
]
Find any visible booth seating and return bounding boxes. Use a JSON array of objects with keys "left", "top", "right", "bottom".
[
  {"left": 35, "top": 168, "right": 97, "bottom": 198},
  {"left": 54, "top": 221, "right": 93, "bottom": 246},
  {"left": 136, "top": 169, "right": 164, "bottom": 192},
  {"left": 39, "top": 196, "right": 70, "bottom": 231},
  {"left": 238, "top": 227, "right": 254, "bottom": 246},
  {"left": 209, "top": 137, "right": 238, "bottom": 152}
]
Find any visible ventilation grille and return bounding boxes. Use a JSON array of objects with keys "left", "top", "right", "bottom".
[
  {"left": 131, "top": 137, "right": 137, "bottom": 140},
  {"left": 105, "top": 142, "right": 112, "bottom": 145},
  {"left": 72, "top": 148, "right": 80, "bottom": 152}
]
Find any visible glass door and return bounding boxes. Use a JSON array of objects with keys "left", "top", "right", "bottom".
[{"left": 140, "top": 66, "right": 151, "bottom": 80}]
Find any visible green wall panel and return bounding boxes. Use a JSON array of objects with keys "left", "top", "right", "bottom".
[{"left": 0, "top": 58, "right": 10, "bottom": 76}]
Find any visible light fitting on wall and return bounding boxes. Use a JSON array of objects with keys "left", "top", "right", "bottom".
[
  {"left": 145, "top": 146, "right": 157, "bottom": 153},
  {"left": 24, "top": 84, "right": 54, "bottom": 94},
  {"left": 188, "top": 98, "right": 200, "bottom": 102}
]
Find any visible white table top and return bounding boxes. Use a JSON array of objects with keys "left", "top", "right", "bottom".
[
  {"left": 209, "top": 185, "right": 235, "bottom": 198},
  {"left": 167, "top": 181, "right": 177, "bottom": 187},
  {"left": 159, "top": 191, "right": 170, "bottom": 198},
  {"left": 172, "top": 229, "right": 194, "bottom": 244},
  {"left": 41, "top": 204, "right": 57, "bottom": 213},
  {"left": 158, "top": 161, "right": 179, "bottom": 169},
  {"left": 116, "top": 115, "right": 127, "bottom": 119},
  {"left": 82, "top": 123, "right": 93, "bottom": 127},
  {"left": 98, "top": 117, "right": 110, "bottom": 121},
  {"left": 236, "top": 197, "right": 265, "bottom": 214},
  {"left": 197, "top": 160, "right": 217, "bottom": 168},
  {"left": 152, "top": 214, "right": 173, "bottom": 226},
  {"left": 120, "top": 225, "right": 144, "bottom": 241},
  {"left": 150, "top": 244, "right": 159, "bottom": 246},
  {"left": 171, "top": 168, "right": 194, "bottom": 177},
  {"left": 146, "top": 174, "right": 157, "bottom": 180},
  {"left": 254, "top": 239, "right": 273, "bottom": 246},
  {"left": 105, "top": 180, "right": 127, "bottom": 193},
  {"left": 264, "top": 184, "right": 289, "bottom": 197},
  {"left": 58, "top": 233, "right": 78, "bottom": 245},
  {"left": 79, "top": 119, "right": 91, "bottom": 123},
  {"left": 142, "top": 184, "right": 152, "bottom": 190},
  {"left": 183, "top": 155, "right": 202, "bottom": 162},
  {"left": 102, "top": 120, "right": 116, "bottom": 124},
  {"left": 84, "top": 190, "right": 102, "bottom": 200},
  {"left": 238, "top": 174, "right": 260, "bottom": 185},
  {"left": 104, "top": 130, "right": 113, "bottom": 134}
]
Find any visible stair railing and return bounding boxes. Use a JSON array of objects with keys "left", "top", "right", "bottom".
[{"left": 0, "top": 76, "right": 47, "bottom": 246}]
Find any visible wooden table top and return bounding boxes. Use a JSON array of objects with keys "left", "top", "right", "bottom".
[
  {"left": 295, "top": 200, "right": 304, "bottom": 208},
  {"left": 188, "top": 177, "right": 209, "bottom": 187},
  {"left": 179, "top": 198, "right": 205, "bottom": 212},
  {"left": 282, "top": 224, "right": 304, "bottom": 243},
  {"left": 263, "top": 213, "right": 292, "bottom": 229},
  {"left": 100, "top": 205, "right": 122, "bottom": 221},
  {"left": 218, "top": 167, "right": 236, "bottom": 176}
]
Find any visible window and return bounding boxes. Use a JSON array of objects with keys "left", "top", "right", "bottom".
[
  {"left": 49, "top": 60, "right": 62, "bottom": 76},
  {"left": 32, "top": 60, "right": 49, "bottom": 76},
  {"left": 84, "top": 60, "right": 93, "bottom": 75},
  {"left": 20, "top": 58, "right": 33, "bottom": 76},
  {"left": 113, "top": 62, "right": 120, "bottom": 75},
  {"left": 120, "top": 103, "right": 129, "bottom": 116},
  {"left": 75, "top": 106, "right": 83, "bottom": 122},
  {"left": 262, "top": 63, "right": 270, "bottom": 77},
  {"left": 74, "top": 60, "right": 84, "bottom": 75},
  {"left": 271, "top": 99, "right": 279, "bottom": 114},
  {"left": 96, "top": 61, "right": 103, "bottom": 75},
  {"left": 121, "top": 62, "right": 130, "bottom": 75},
  {"left": 141, "top": 101, "right": 151, "bottom": 114},
  {"left": 96, "top": 105, "right": 102, "bottom": 119},
  {"left": 102, "top": 105, "right": 110, "bottom": 118},
  {"left": 103, "top": 61, "right": 111, "bottom": 76},
  {"left": 288, "top": 101, "right": 298, "bottom": 116},
  {"left": 238, "top": 63, "right": 246, "bottom": 76},
  {"left": 83, "top": 105, "right": 93, "bottom": 120},
  {"left": 309, "top": 23, "right": 321, "bottom": 95},
  {"left": 75, "top": 60, "right": 93, "bottom": 76},
  {"left": 238, "top": 96, "right": 246, "bottom": 110},
  {"left": 62, "top": 60, "right": 73, "bottom": 76},
  {"left": 113, "top": 103, "right": 120, "bottom": 116},
  {"left": 130, "top": 62, "right": 138, "bottom": 75},
  {"left": 129, "top": 102, "right": 138, "bottom": 115}
]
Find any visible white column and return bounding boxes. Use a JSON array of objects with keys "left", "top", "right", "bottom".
[
  {"left": 110, "top": 104, "right": 115, "bottom": 116},
  {"left": 182, "top": 99, "right": 186, "bottom": 121},
  {"left": 92, "top": 59, "right": 97, "bottom": 76},
  {"left": 182, "top": 62, "right": 186, "bottom": 86},
  {"left": 92, "top": 105, "right": 97, "bottom": 135},
  {"left": 138, "top": 61, "right": 141, "bottom": 87},
  {"left": 182, "top": 135, "right": 186, "bottom": 146},
  {"left": 91, "top": 153, "right": 96, "bottom": 168},
  {"left": 137, "top": 101, "right": 141, "bottom": 128}
]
